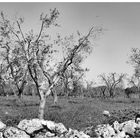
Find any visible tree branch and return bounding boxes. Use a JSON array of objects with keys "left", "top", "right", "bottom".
[
  {"left": 35, "top": 21, "right": 44, "bottom": 43},
  {"left": 17, "top": 21, "right": 25, "bottom": 42}
]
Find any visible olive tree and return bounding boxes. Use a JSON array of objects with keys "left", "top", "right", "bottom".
[
  {"left": 0, "top": 12, "right": 28, "bottom": 98},
  {"left": 127, "top": 74, "right": 140, "bottom": 92},
  {"left": 99, "top": 73, "right": 125, "bottom": 97},
  {"left": 128, "top": 48, "right": 140, "bottom": 92},
  {"left": 0, "top": 9, "right": 102, "bottom": 119},
  {"left": 60, "top": 66, "right": 88, "bottom": 97},
  {"left": 36, "top": 25, "right": 101, "bottom": 119}
]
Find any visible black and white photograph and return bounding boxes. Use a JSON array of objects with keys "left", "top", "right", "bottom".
[{"left": 0, "top": 1, "right": 140, "bottom": 138}]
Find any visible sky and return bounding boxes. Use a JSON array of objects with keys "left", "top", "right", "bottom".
[{"left": 0, "top": 2, "right": 139, "bottom": 85}]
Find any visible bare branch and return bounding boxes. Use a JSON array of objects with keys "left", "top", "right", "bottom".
[
  {"left": 36, "top": 21, "right": 44, "bottom": 42},
  {"left": 17, "top": 20, "right": 25, "bottom": 42}
]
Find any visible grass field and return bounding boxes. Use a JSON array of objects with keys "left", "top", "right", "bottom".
[{"left": 0, "top": 95, "right": 140, "bottom": 131}]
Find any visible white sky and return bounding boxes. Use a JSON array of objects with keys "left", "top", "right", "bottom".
[{"left": 0, "top": 2, "right": 139, "bottom": 85}]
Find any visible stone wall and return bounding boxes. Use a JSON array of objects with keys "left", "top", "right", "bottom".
[
  {"left": 0, "top": 117, "right": 140, "bottom": 138},
  {"left": 0, "top": 119, "right": 90, "bottom": 138}
]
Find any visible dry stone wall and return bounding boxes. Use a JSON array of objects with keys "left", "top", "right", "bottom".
[
  {"left": 0, "top": 119, "right": 90, "bottom": 138},
  {"left": 83, "top": 119, "right": 140, "bottom": 138},
  {"left": 0, "top": 117, "right": 140, "bottom": 137}
]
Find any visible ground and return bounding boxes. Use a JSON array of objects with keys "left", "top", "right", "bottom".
[{"left": 0, "top": 95, "right": 140, "bottom": 131}]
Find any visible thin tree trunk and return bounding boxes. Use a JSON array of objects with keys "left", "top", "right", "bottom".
[
  {"left": 38, "top": 98, "right": 46, "bottom": 120},
  {"left": 38, "top": 91, "right": 46, "bottom": 120},
  {"left": 38, "top": 76, "right": 59, "bottom": 119},
  {"left": 38, "top": 87, "right": 52, "bottom": 119},
  {"left": 64, "top": 84, "right": 68, "bottom": 96},
  {"left": 102, "top": 90, "right": 106, "bottom": 98},
  {"left": 1, "top": 85, "right": 5, "bottom": 96},
  {"left": 53, "top": 91, "right": 58, "bottom": 105},
  {"left": 138, "top": 78, "right": 140, "bottom": 92},
  {"left": 18, "top": 90, "right": 22, "bottom": 99},
  {"left": 100, "top": 87, "right": 106, "bottom": 98},
  {"left": 35, "top": 83, "right": 41, "bottom": 100},
  {"left": 109, "top": 89, "right": 114, "bottom": 98}
]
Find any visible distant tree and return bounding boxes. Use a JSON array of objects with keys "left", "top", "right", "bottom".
[
  {"left": 98, "top": 85, "right": 107, "bottom": 98},
  {"left": 61, "top": 67, "right": 88, "bottom": 97},
  {"left": 86, "top": 81, "right": 96, "bottom": 89},
  {"left": 128, "top": 48, "right": 140, "bottom": 92},
  {"left": 127, "top": 74, "right": 140, "bottom": 92},
  {"left": 49, "top": 64, "right": 87, "bottom": 103},
  {"left": 129, "top": 48, "right": 140, "bottom": 65},
  {"left": 98, "top": 73, "right": 125, "bottom": 97},
  {"left": 125, "top": 86, "right": 137, "bottom": 98},
  {"left": 0, "top": 12, "right": 27, "bottom": 98},
  {"left": 84, "top": 81, "right": 96, "bottom": 98}
]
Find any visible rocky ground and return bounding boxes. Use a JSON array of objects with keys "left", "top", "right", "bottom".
[
  {"left": 84, "top": 119, "right": 140, "bottom": 138},
  {"left": 0, "top": 118, "right": 90, "bottom": 138},
  {"left": 0, "top": 112, "right": 140, "bottom": 138},
  {"left": 82, "top": 109, "right": 140, "bottom": 138}
]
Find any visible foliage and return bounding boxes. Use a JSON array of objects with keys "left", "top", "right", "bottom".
[
  {"left": 0, "top": 11, "right": 28, "bottom": 98},
  {"left": 0, "top": 9, "right": 103, "bottom": 119},
  {"left": 128, "top": 48, "right": 140, "bottom": 92},
  {"left": 125, "top": 86, "right": 138, "bottom": 98}
]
